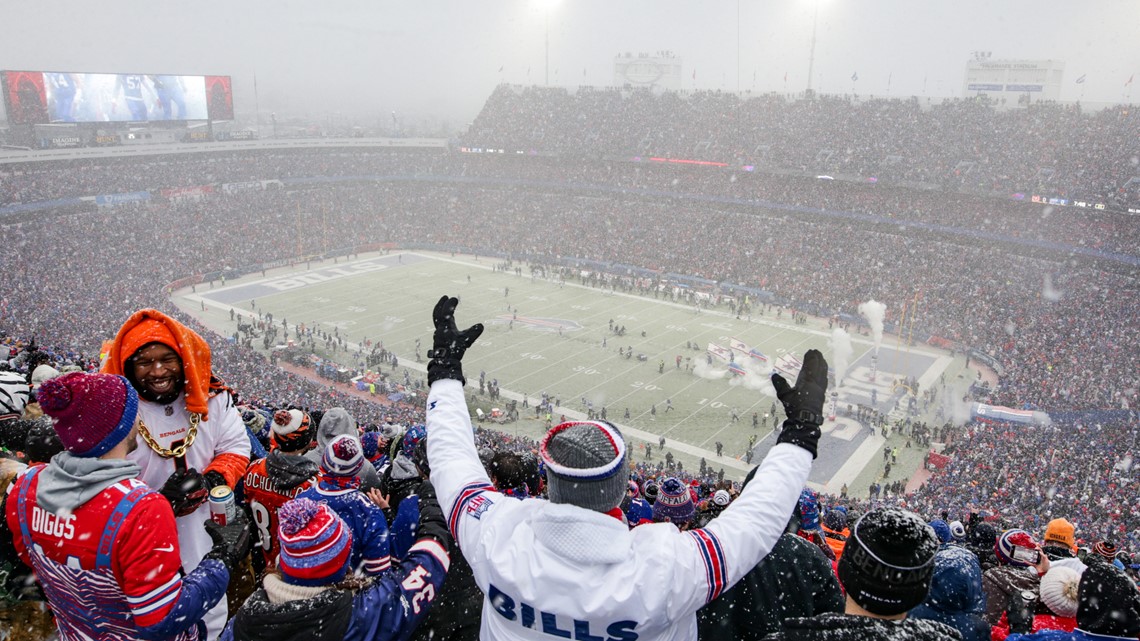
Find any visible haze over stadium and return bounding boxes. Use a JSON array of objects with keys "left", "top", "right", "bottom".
[{"left": 1, "top": 2, "right": 1140, "bottom": 640}]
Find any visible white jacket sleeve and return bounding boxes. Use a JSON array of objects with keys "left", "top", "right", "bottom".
[
  {"left": 425, "top": 380, "right": 497, "bottom": 545},
  {"left": 679, "top": 443, "right": 811, "bottom": 606}
]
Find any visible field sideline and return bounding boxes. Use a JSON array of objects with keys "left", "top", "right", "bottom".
[{"left": 179, "top": 251, "right": 956, "bottom": 487}]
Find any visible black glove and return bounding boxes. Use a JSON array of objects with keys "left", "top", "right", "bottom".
[
  {"left": 159, "top": 467, "right": 209, "bottom": 517},
  {"left": 415, "top": 480, "right": 452, "bottom": 547},
  {"left": 203, "top": 510, "right": 252, "bottom": 575},
  {"left": 771, "top": 349, "right": 828, "bottom": 459},
  {"left": 427, "top": 295, "right": 483, "bottom": 386},
  {"left": 203, "top": 469, "right": 227, "bottom": 490}
]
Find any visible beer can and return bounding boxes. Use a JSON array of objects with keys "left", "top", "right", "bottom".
[{"left": 209, "top": 485, "right": 236, "bottom": 526}]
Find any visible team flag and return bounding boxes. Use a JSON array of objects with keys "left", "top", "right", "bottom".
[
  {"left": 728, "top": 361, "right": 747, "bottom": 377},
  {"left": 1075, "top": 74, "right": 1086, "bottom": 84},
  {"left": 707, "top": 343, "right": 733, "bottom": 362}
]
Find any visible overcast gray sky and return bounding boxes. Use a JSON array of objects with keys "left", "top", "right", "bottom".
[{"left": 2, "top": 0, "right": 1137, "bottom": 128}]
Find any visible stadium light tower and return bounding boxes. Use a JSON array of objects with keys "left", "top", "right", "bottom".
[
  {"left": 536, "top": 0, "right": 562, "bottom": 86},
  {"left": 806, "top": 0, "right": 829, "bottom": 93}
]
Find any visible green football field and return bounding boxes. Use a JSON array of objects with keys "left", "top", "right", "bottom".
[{"left": 182, "top": 251, "right": 954, "bottom": 484}]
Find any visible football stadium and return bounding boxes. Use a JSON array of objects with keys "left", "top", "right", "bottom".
[{"left": 2, "top": 2, "right": 1139, "bottom": 640}]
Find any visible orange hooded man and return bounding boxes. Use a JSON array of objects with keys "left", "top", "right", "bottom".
[{"left": 103, "top": 309, "right": 250, "bottom": 639}]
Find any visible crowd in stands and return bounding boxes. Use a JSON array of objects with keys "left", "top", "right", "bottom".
[{"left": 466, "top": 85, "right": 1140, "bottom": 212}]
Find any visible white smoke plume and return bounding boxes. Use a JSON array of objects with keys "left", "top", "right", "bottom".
[
  {"left": 859, "top": 300, "right": 887, "bottom": 353},
  {"left": 829, "top": 328, "right": 853, "bottom": 387}
]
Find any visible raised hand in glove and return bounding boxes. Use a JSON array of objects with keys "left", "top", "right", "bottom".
[
  {"left": 427, "top": 295, "right": 483, "bottom": 386},
  {"left": 202, "top": 510, "right": 252, "bottom": 575},
  {"left": 159, "top": 467, "right": 209, "bottom": 517},
  {"left": 415, "top": 479, "right": 452, "bottom": 548},
  {"left": 771, "top": 348, "right": 828, "bottom": 459}
]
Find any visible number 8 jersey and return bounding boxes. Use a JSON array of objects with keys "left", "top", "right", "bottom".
[{"left": 242, "top": 451, "right": 318, "bottom": 567}]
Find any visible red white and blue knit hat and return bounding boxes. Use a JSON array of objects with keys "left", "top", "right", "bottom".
[
  {"left": 540, "top": 420, "right": 627, "bottom": 512},
  {"left": 322, "top": 434, "right": 364, "bottom": 478},
  {"left": 995, "top": 528, "right": 1037, "bottom": 567},
  {"left": 653, "top": 477, "right": 696, "bottom": 524},
  {"left": 38, "top": 372, "right": 138, "bottom": 458},
  {"left": 277, "top": 498, "right": 353, "bottom": 586}
]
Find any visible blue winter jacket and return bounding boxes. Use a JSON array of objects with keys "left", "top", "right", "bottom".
[{"left": 909, "top": 545, "right": 991, "bottom": 641}]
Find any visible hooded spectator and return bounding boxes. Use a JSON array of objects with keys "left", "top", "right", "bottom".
[
  {"left": 5, "top": 372, "right": 247, "bottom": 641},
  {"left": 103, "top": 308, "right": 252, "bottom": 639},
  {"left": 298, "top": 434, "right": 391, "bottom": 577},
  {"left": 983, "top": 529, "right": 1048, "bottom": 626},
  {"left": 908, "top": 545, "right": 990, "bottom": 641},
  {"left": 305, "top": 407, "right": 382, "bottom": 491}
]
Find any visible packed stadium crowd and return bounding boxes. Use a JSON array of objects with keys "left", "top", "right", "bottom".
[{"left": 0, "top": 88, "right": 1138, "bottom": 638}]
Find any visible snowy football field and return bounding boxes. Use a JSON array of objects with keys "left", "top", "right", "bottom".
[{"left": 182, "top": 251, "right": 953, "bottom": 487}]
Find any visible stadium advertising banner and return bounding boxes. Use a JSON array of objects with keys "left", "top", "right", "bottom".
[{"left": 2, "top": 71, "right": 233, "bottom": 124}]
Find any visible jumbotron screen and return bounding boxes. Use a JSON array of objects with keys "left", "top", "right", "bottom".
[{"left": 1, "top": 71, "right": 233, "bottom": 124}]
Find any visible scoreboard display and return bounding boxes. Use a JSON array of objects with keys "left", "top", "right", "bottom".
[{"left": 1, "top": 70, "right": 233, "bottom": 124}]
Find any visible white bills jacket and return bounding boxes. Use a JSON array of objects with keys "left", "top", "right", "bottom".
[{"left": 426, "top": 379, "right": 811, "bottom": 641}]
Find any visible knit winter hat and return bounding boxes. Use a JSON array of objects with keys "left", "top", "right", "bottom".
[
  {"left": 0, "top": 371, "right": 30, "bottom": 420},
  {"left": 540, "top": 420, "right": 628, "bottom": 512},
  {"left": 1044, "top": 518, "right": 1077, "bottom": 552},
  {"left": 24, "top": 418, "right": 64, "bottom": 464},
  {"left": 628, "top": 480, "right": 641, "bottom": 499},
  {"left": 321, "top": 434, "right": 364, "bottom": 478},
  {"left": 795, "top": 488, "right": 821, "bottom": 531},
  {"left": 277, "top": 498, "right": 353, "bottom": 587},
  {"left": 825, "top": 508, "right": 848, "bottom": 532},
  {"left": 1092, "top": 540, "right": 1118, "bottom": 561},
  {"left": 995, "top": 529, "right": 1038, "bottom": 567},
  {"left": 1039, "top": 566, "right": 1081, "bottom": 618},
  {"left": 712, "top": 489, "right": 732, "bottom": 508},
  {"left": 38, "top": 372, "right": 138, "bottom": 458},
  {"left": 401, "top": 424, "right": 426, "bottom": 460},
  {"left": 30, "top": 364, "right": 61, "bottom": 390},
  {"left": 272, "top": 409, "right": 313, "bottom": 452},
  {"left": 949, "top": 520, "right": 967, "bottom": 541},
  {"left": 837, "top": 507, "right": 938, "bottom": 616},
  {"left": 929, "top": 519, "right": 952, "bottom": 544},
  {"left": 1076, "top": 560, "right": 1140, "bottom": 636},
  {"left": 652, "top": 477, "right": 696, "bottom": 524},
  {"left": 360, "top": 431, "right": 383, "bottom": 461}
]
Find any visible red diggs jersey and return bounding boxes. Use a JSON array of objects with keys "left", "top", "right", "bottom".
[
  {"left": 6, "top": 465, "right": 198, "bottom": 641},
  {"left": 243, "top": 457, "right": 314, "bottom": 567}
]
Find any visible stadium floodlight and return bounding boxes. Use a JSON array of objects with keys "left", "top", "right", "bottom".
[
  {"left": 805, "top": 0, "right": 832, "bottom": 93},
  {"left": 534, "top": 0, "right": 562, "bottom": 86}
]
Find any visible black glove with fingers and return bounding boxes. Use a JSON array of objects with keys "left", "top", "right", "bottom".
[
  {"left": 427, "top": 295, "right": 483, "bottom": 386},
  {"left": 159, "top": 467, "right": 209, "bottom": 517},
  {"left": 415, "top": 480, "right": 452, "bottom": 548},
  {"left": 203, "top": 469, "right": 227, "bottom": 490},
  {"left": 202, "top": 510, "right": 252, "bottom": 576},
  {"left": 771, "top": 348, "right": 828, "bottom": 459}
]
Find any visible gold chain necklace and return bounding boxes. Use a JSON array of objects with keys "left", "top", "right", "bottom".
[{"left": 137, "top": 412, "right": 201, "bottom": 458}]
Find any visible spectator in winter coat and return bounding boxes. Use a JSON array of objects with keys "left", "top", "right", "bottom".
[
  {"left": 304, "top": 407, "right": 381, "bottom": 490},
  {"left": 697, "top": 485, "right": 843, "bottom": 639},
  {"left": 821, "top": 507, "right": 849, "bottom": 560},
  {"left": 243, "top": 408, "right": 319, "bottom": 571},
  {"left": 983, "top": 529, "right": 1049, "bottom": 626},
  {"left": 297, "top": 434, "right": 391, "bottom": 576},
  {"left": 763, "top": 507, "right": 961, "bottom": 640},
  {"left": 1005, "top": 561, "right": 1140, "bottom": 641},
  {"left": 424, "top": 296, "right": 827, "bottom": 641},
  {"left": 908, "top": 545, "right": 990, "bottom": 641},
  {"left": 102, "top": 308, "right": 252, "bottom": 639},
  {"left": 624, "top": 480, "right": 654, "bottom": 526},
  {"left": 997, "top": 566, "right": 1080, "bottom": 638},
  {"left": 220, "top": 491, "right": 451, "bottom": 641},
  {"left": 5, "top": 372, "right": 249, "bottom": 641}
]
